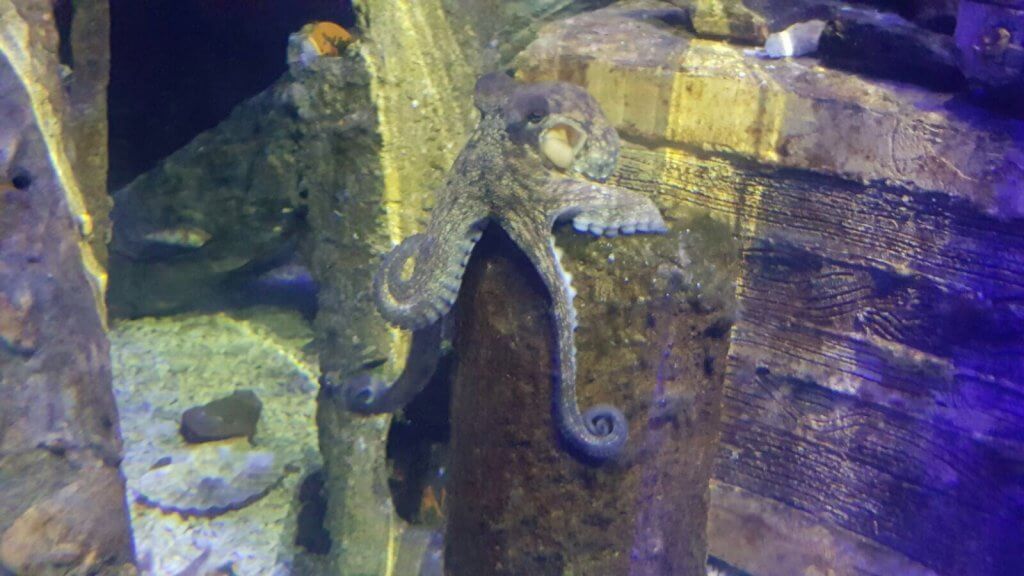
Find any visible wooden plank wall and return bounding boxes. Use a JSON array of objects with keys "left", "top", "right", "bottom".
[{"left": 613, "top": 146, "right": 1024, "bottom": 576}]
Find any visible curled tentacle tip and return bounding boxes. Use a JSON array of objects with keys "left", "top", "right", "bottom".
[
  {"left": 342, "top": 373, "right": 387, "bottom": 414},
  {"left": 576, "top": 404, "right": 629, "bottom": 460}
]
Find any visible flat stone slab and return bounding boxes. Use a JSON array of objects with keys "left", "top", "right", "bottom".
[{"left": 515, "top": 0, "right": 1024, "bottom": 217}]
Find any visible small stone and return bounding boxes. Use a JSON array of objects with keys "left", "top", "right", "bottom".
[{"left": 180, "top": 390, "right": 263, "bottom": 444}]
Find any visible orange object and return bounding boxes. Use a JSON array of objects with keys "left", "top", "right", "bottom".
[
  {"left": 308, "top": 21, "right": 354, "bottom": 57},
  {"left": 419, "top": 485, "right": 445, "bottom": 521}
]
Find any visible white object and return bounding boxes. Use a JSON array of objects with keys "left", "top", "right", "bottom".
[{"left": 763, "top": 20, "right": 827, "bottom": 59}]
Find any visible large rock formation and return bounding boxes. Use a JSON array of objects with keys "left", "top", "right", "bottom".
[
  {"left": 516, "top": 2, "right": 1024, "bottom": 575},
  {"left": 107, "top": 69, "right": 318, "bottom": 318},
  {"left": 0, "top": 1, "right": 133, "bottom": 574}
]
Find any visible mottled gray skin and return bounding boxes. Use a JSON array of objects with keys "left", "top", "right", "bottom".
[{"left": 347, "top": 73, "right": 667, "bottom": 460}]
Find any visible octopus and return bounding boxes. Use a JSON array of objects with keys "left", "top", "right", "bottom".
[{"left": 344, "top": 73, "right": 667, "bottom": 461}]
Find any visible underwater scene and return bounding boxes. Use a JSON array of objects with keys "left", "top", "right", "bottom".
[{"left": 1, "top": 0, "right": 1023, "bottom": 575}]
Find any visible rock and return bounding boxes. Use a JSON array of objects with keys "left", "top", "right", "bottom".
[
  {"left": 690, "top": 0, "right": 769, "bottom": 44},
  {"left": 0, "top": 288, "right": 37, "bottom": 354},
  {"left": 134, "top": 443, "right": 284, "bottom": 517},
  {"left": 107, "top": 50, "right": 377, "bottom": 317},
  {"left": 106, "top": 70, "right": 309, "bottom": 317},
  {"left": 819, "top": 8, "right": 966, "bottom": 91},
  {"left": 1, "top": 467, "right": 134, "bottom": 575},
  {"left": 180, "top": 390, "right": 263, "bottom": 444},
  {"left": 852, "top": 0, "right": 960, "bottom": 34},
  {"left": 112, "top": 310, "right": 322, "bottom": 574},
  {"left": 64, "top": 0, "right": 113, "bottom": 268},
  {"left": 908, "top": 0, "right": 960, "bottom": 34},
  {"left": 0, "top": 2, "right": 133, "bottom": 573}
]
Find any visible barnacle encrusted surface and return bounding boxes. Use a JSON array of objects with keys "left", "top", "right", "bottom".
[{"left": 111, "top": 308, "right": 320, "bottom": 575}]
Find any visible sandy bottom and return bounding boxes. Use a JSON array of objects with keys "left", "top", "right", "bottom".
[
  {"left": 110, "top": 308, "right": 321, "bottom": 575},
  {"left": 109, "top": 307, "right": 744, "bottom": 576}
]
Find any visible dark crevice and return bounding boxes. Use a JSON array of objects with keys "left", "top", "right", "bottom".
[
  {"left": 295, "top": 469, "right": 331, "bottom": 555},
  {"left": 53, "top": 0, "right": 75, "bottom": 69},
  {"left": 385, "top": 353, "right": 453, "bottom": 526}
]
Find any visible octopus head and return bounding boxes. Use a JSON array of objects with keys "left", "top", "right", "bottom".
[{"left": 504, "top": 81, "right": 620, "bottom": 182}]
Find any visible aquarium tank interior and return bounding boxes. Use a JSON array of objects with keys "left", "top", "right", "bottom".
[{"left": 1, "top": 0, "right": 1023, "bottom": 574}]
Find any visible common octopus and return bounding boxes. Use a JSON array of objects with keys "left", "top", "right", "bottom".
[{"left": 345, "top": 73, "right": 667, "bottom": 461}]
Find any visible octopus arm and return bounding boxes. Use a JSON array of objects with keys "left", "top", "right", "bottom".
[
  {"left": 504, "top": 218, "right": 629, "bottom": 460},
  {"left": 545, "top": 178, "right": 668, "bottom": 238},
  {"left": 374, "top": 197, "right": 487, "bottom": 330},
  {"left": 343, "top": 321, "right": 444, "bottom": 414}
]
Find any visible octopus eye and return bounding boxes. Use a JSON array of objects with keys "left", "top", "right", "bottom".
[{"left": 527, "top": 110, "right": 546, "bottom": 124}]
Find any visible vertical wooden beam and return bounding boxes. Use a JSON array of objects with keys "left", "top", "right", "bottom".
[{"left": 446, "top": 217, "right": 738, "bottom": 575}]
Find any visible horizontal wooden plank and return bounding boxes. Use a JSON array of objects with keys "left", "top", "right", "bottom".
[
  {"left": 708, "top": 481, "right": 939, "bottom": 576},
  {"left": 612, "top": 146, "right": 1024, "bottom": 300},
  {"left": 731, "top": 312, "right": 1024, "bottom": 442},
  {"left": 740, "top": 238, "right": 1024, "bottom": 367},
  {"left": 717, "top": 356, "right": 1024, "bottom": 576},
  {"left": 606, "top": 144, "right": 1024, "bottom": 575}
]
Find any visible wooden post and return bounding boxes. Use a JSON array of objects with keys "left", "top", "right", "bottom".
[{"left": 446, "top": 219, "right": 738, "bottom": 575}]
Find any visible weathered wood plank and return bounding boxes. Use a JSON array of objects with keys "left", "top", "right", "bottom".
[
  {"left": 731, "top": 312, "right": 1024, "bottom": 441},
  {"left": 739, "top": 239, "right": 1024, "bottom": 364},
  {"left": 512, "top": 5, "right": 1024, "bottom": 574},
  {"left": 718, "top": 356, "right": 1024, "bottom": 575},
  {"left": 608, "top": 143, "right": 1024, "bottom": 575},
  {"left": 708, "top": 481, "right": 940, "bottom": 576},
  {"left": 613, "top": 147, "right": 1024, "bottom": 300}
]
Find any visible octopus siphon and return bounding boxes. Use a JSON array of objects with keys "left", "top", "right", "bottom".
[{"left": 344, "top": 72, "right": 667, "bottom": 461}]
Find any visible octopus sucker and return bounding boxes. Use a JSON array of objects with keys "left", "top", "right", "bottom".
[{"left": 350, "top": 73, "right": 668, "bottom": 462}]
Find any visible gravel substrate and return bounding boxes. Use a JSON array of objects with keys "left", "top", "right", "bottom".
[{"left": 110, "top": 308, "right": 320, "bottom": 575}]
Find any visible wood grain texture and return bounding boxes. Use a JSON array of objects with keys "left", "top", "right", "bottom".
[{"left": 609, "top": 143, "right": 1024, "bottom": 576}]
